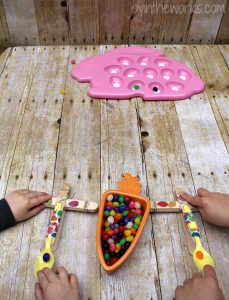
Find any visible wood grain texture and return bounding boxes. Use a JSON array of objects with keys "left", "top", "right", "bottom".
[
  {"left": 0, "top": 0, "right": 229, "bottom": 45},
  {"left": 0, "top": 45, "right": 228, "bottom": 300}
]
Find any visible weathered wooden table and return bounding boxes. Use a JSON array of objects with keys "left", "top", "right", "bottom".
[{"left": 0, "top": 45, "right": 228, "bottom": 300}]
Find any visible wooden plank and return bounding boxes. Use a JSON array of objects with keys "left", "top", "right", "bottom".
[
  {"left": 99, "top": 0, "right": 131, "bottom": 44},
  {"left": 0, "top": 46, "right": 69, "bottom": 299},
  {"left": 34, "top": 0, "right": 69, "bottom": 45},
  {"left": 190, "top": 45, "right": 229, "bottom": 151},
  {"left": 2, "top": 0, "right": 39, "bottom": 46},
  {"left": 99, "top": 45, "right": 160, "bottom": 300},
  {"left": 187, "top": 0, "right": 227, "bottom": 44},
  {"left": 158, "top": 0, "right": 195, "bottom": 44},
  {"left": 129, "top": 0, "right": 162, "bottom": 44},
  {"left": 219, "top": 45, "right": 229, "bottom": 65},
  {"left": 69, "top": 0, "right": 99, "bottom": 44},
  {"left": 0, "top": 47, "right": 11, "bottom": 76},
  {"left": 0, "top": 0, "right": 11, "bottom": 48},
  {"left": 162, "top": 45, "right": 229, "bottom": 297},
  {"left": 52, "top": 46, "right": 101, "bottom": 299},
  {"left": 216, "top": 0, "right": 229, "bottom": 43}
]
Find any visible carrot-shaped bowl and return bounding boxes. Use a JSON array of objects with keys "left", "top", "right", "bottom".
[{"left": 96, "top": 173, "right": 150, "bottom": 273}]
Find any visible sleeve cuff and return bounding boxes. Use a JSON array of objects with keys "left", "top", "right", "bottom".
[{"left": 0, "top": 198, "right": 16, "bottom": 231}]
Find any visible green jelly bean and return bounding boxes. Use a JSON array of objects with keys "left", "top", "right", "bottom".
[
  {"left": 122, "top": 210, "right": 129, "bottom": 217},
  {"left": 137, "top": 215, "right": 143, "bottom": 220},
  {"left": 57, "top": 210, "right": 63, "bottom": 217},
  {"left": 104, "top": 210, "right": 110, "bottom": 217},
  {"left": 104, "top": 253, "right": 110, "bottom": 260},
  {"left": 120, "top": 238, "right": 126, "bottom": 245},
  {"left": 133, "top": 223, "right": 139, "bottom": 230},
  {"left": 119, "top": 196, "right": 124, "bottom": 203}
]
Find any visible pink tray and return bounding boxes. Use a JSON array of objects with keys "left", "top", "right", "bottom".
[{"left": 71, "top": 47, "right": 204, "bottom": 101}]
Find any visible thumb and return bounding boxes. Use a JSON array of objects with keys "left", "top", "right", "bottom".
[
  {"left": 181, "top": 192, "right": 204, "bottom": 208},
  {"left": 27, "top": 204, "right": 45, "bottom": 219},
  {"left": 203, "top": 265, "right": 217, "bottom": 280},
  {"left": 197, "top": 188, "right": 211, "bottom": 197}
]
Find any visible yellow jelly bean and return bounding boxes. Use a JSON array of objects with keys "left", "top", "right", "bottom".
[
  {"left": 104, "top": 221, "right": 109, "bottom": 228},
  {"left": 110, "top": 210, "right": 115, "bottom": 216},
  {"left": 126, "top": 235, "right": 134, "bottom": 242},
  {"left": 116, "top": 243, "right": 121, "bottom": 252},
  {"left": 113, "top": 202, "right": 119, "bottom": 207},
  {"left": 135, "top": 218, "right": 141, "bottom": 225},
  {"left": 60, "top": 89, "right": 65, "bottom": 95},
  {"left": 124, "top": 230, "right": 131, "bottom": 237}
]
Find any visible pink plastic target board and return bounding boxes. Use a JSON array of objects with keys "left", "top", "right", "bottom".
[{"left": 71, "top": 47, "right": 204, "bottom": 101}]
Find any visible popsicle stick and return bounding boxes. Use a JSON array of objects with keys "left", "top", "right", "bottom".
[
  {"left": 45, "top": 197, "right": 99, "bottom": 213},
  {"left": 174, "top": 188, "right": 196, "bottom": 255},
  {"left": 50, "top": 183, "right": 70, "bottom": 252},
  {"left": 151, "top": 200, "right": 198, "bottom": 213}
]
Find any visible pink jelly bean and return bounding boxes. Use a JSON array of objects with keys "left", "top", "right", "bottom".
[
  {"left": 110, "top": 243, "right": 116, "bottom": 252},
  {"left": 129, "top": 201, "right": 135, "bottom": 209},
  {"left": 135, "top": 208, "right": 142, "bottom": 215}
]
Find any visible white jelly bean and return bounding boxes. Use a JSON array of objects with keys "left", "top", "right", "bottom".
[
  {"left": 107, "top": 194, "right": 113, "bottom": 201},
  {"left": 107, "top": 216, "right": 114, "bottom": 224},
  {"left": 126, "top": 222, "right": 133, "bottom": 229},
  {"left": 135, "top": 201, "right": 141, "bottom": 209},
  {"left": 107, "top": 238, "right": 114, "bottom": 244}
]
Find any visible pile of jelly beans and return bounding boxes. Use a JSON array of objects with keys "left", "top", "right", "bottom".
[{"left": 101, "top": 194, "right": 144, "bottom": 266}]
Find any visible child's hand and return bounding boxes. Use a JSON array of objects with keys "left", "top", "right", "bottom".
[
  {"left": 35, "top": 267, "right": 79, "bottom": 300},
  {"left": 6, "top": 189, "right": 51, "bottom": 222},
  {"left": 181, "top": 188, "right": 229, "bottom": 227},
  {"left": 175, "top": 265, "right": 224, "bottom": 300}
]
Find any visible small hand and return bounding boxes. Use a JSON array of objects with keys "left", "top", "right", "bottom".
[
  {"left": 6, "top": 189, "right": 51, "bottom": 222},
  {"left": 181, "top": 188, "right": 229, "bottom": 227},
  {"left": 175, "top": 265, "right": 224, "bottom": 300},
  {"left": 35, "top": 267, "right": 80, "bottom": 300}
]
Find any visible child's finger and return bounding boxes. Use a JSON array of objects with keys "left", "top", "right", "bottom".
[
  {"left": 28, "top": 205, "right": 45, "bottom": 218},
  {"left": 28, "top": 191, "right": 51, "bottom": 200},
  {"left": 203, "top": 265, "right": 217, "bottom": 280},
  {"left": 197, "top": 188, "right": 211, "bottom": 197},
  {"left": 35, "top": 282, "right": 44, "bottom": 300},
  {"left": 43, "top": 267, "right": 58, "bottom": 282},
  {"left": 56, "top": 266, "right": 69, "bottom": 281},
  {"left": 69, "top": 273, "right": 79, "bottom": 288},
  {"left": 181, "top": 192, "right": 203, "bottom": 208},
  {"left": 37, "top": 271, "right": 48, "bottom": 289},
  {"left": 30, "top": 195, "right": 51, "bottom": 208},
  {"left": 192, "top": 272, "right": 202, "bottom": 279}
]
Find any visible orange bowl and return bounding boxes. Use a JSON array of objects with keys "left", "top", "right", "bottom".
[{"left": 96, "top": 189, "right": 150, "bottom": 273}]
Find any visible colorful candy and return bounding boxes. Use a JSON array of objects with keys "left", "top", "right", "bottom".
[{"left": 102, "top": 194, "right": 145, "bottom": 265}]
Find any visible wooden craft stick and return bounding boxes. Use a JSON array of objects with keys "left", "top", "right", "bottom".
[
  {"left": 174, "top": 188, "right": 196, "bottom": 255},
  {"left": 150, "top": 200, "right": 198, "bottom": 213},
  {"left": 45, "top": 197, "right": 99, "bottom": 213},
  {"left": 50, "top": 183, "right": 70, "bottom": 252}
]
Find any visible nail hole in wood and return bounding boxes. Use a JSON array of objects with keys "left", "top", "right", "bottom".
[
  {"left": 57, "top": 118, "right": 61, "bottom": 125},
  {"left": 224, "top": 171, "right": 227, "bottom": 174},
  {"left": 182, "top": 173, "right": 185, "bottom": 177},
  {"left": 8, "top": 98, "right": 11, "bottom": 102},
  {"left": 198, "top": 172, "right": 201, "bottom": 175},
  {"left": 153, "top": 171, "right": 157, "bottom": 178},
  {"left": 32, "top": 99, "right": 35, "bottom": 103},
  {"left": 78, "top": 174, "right": 81, "bottom": 179},
  {"left": 44, "top": 173, "right": 48, "bottom": 180},
  {"left": 55, "top": 99, "right": 58, "bottom": 104},
  {"left": 15, "top": 175, "right": 19, "bottom": 180},
  {"left": 63, "top": 173, "right": 67, "bottom": 179},
  {"left": 60, "top": 0, "right": 67, "bottom": 7},
  {"left": 44, "top": 99, "right": 46, "bottom": 103},
  {"left": 70, "top": 99, "right": 73, "bottom": 104},
  {"left": 108, "top": 175, "right": 111, "bottom": 180},
  {"left": 88, "top": 173, "right": 92, "bottom": 179},
  {"left": 30, "top": 175, "right": 33, "bottom": 180},
  {"left": 211, "top": 172, "right": 214, "bottom": 175},
  {"left": 168, "top": 172, "right": 171, "bottom": 177},
  {"left": 82, "top": 99, "right": 85, "bottom": 103},
  {"left": 141, "top": 131, "right": 149, "bottom": 138}
]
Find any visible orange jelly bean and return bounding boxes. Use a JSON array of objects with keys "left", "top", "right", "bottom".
[
  {"left": 115, "top": 213, "right": 122, "bottom": 220},
  {"left": 130, "top": 228, "right": 137, "bottom": 235},
  {"left": 196, "top": 251, "right": 204, "bottom": 260}
]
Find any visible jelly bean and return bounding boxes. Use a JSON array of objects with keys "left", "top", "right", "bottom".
[
  {"left": 111, "top": 257, "right": 118, "bottom": 264},
  {"left": 130, "top": 218, "right": 135, "bottom": 223},
  {"left": 109, "top": 224, "right": 115, "bottom": 229},
  {"left": 126, "top": 222, "right": 133, "bottom": 229},
  {"left": 122, "top": 210, "right": 129, "bottom": 217},
  {"left": 124, "top": 196, "right": 131, "bottom": 204},
  {"left": 114, "top": 207, "right": 120, "bottom": 213},
  {"left": 119, "top": 249, "right": 126, "bottom": 256},
  {"left": 130, "top": 228, "right": 137, "bottom": 235},
  {"left": 124, "top": 242, "right": 131, "bottom": 249},
  {"left": 110, "top": 252, "right": 117, "bottom": 258},
  {"left": 128, "top": 212, "right": 134, "bottom": 218},
  {"left": 124, "top": 230, "right": 131, "bottom": 237},
  {"left": 136, "top": 214, "right": 143, "bottom": 219},
  {"left": 115, "top": 224, "right": 119, "bottom": 228},
  {"left": 104, "top": 221, "right": 109, "bottom": 227},
  {"left": 119, "top": 206, "right": 126, "bottom": 213},
  {"left": 111, "top": 235, "right": 117, "bottom": 240},
  {"left": 104, "top": 253, "right": 110, "bottom": 260},
  {"left": 120, "top": 238, "right": 126, "bottom": 245},
  {"left": 135, "top": 202, "right": 141, "bottom": 209},
  {"left": 129, "top": 201, "right": 135, "bottom": 209},
  {"left": 113, "top": 195, "right": 119, "bottom": 201},
  {"left": 43, "top": 253, "right": 50, "bottom": 262},
  {"left": 115, "top": 213, "right": 122, "bottom": 220},
  {"left": 106, "top": 260, "right": 112, "bottom": 266},
  {"left": 107, "top": 201, "right": 113, "bottom": 206},
  {"left": 135, "top": 218, "right": 141, "bottom": 225},
  {"left": 105, "top": 206, "right": 112, "bottom": 211},
  {"left": 133, "top": 223, "right": 139, "bottom": 230},
  {"left": 135, "top": 208, "right": 142, "bottom": 215},
  {"left": 113, "top": 228, "right": 119, "bottom": 234},
  {"left": 123, "top": 216, "right": 129, "bottom": 224},
  {"left": 107, "top": 229, "right": 114, "bottom": 236},
  {"left": 116, "top": 243, "right": 121, "bottom": 251},
  {"left": 119, "top": 226, "right": 125, "bottom": 232},
  {"left": 117, "top": 232, "right": 123, "bottom": 238},
  {"left": 126, "top": 235, "right": 134, "bottom": 242},
  {"left": 104, "top": 211, "right": 110, "bottom": 217},
  {"left": 110, "top": 243, "right": 116, "bottom": 252},
  {"left": 108, "top": 216, "right": 114, "bottom": 224},
  {"left": 110, "top": 210, "right": 115, "bottom": 216},
  {"left": 102, "top": 242, "right": 109, "bottom": 250},
  {"left": 107, "top": 194, "right": 113, "bottom": 201},
  {"left": 102, "top": 232, "right": 110, "bottom": 241},
  {"left": 119, "top": 196, "right": 124, "bottom": 203},
  {"left": 107, "top": 238, "right": 114, "bottom": 244},
  {"left": 113, "top": 202, "right": 119, "bottom": 207}
]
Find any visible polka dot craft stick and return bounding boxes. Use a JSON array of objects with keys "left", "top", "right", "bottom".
[{"left": 175, "top": 188, "right": 215, "bottom": 271}]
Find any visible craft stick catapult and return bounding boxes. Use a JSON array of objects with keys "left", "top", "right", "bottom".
[{"left": 34, "top": 173, "right": 214, "bottom": 277}]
